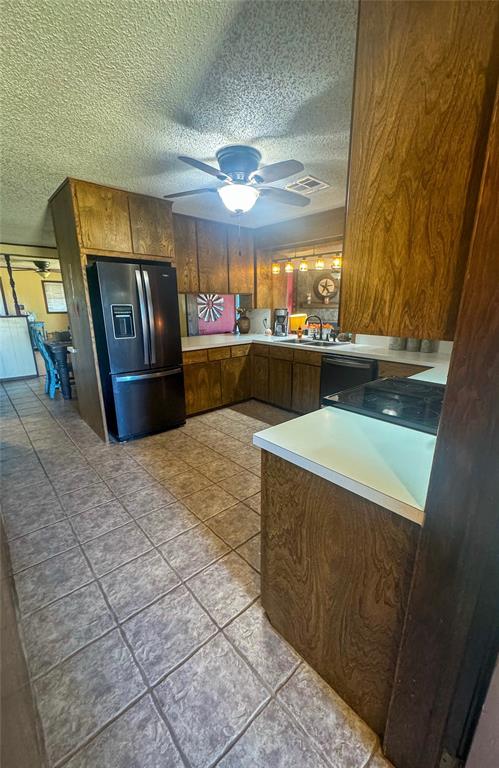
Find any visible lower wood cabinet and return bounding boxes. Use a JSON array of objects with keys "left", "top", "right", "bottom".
[
  {"left": 269, "top": 357, "right": 292, "bottom": 410},
  {"left": 183, "top": 361, "right": 222, "bottom": 415},
  {"left": 221, "top": 356, "right": 250, "bottom": 404},
  {"left": 292, "top": 362, "right": 321, "bottom": 414},
  {"left": 251, "top": 354, "right": 270, "bottom": 402}
]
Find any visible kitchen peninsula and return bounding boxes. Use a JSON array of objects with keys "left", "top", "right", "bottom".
[{"left": 252, "top": 357, "right": 449, "bottom": 736}]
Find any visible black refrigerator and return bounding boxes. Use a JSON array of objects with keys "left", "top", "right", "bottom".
[{"left": 87, "top": 259, "right": 186, "bottom": 441}]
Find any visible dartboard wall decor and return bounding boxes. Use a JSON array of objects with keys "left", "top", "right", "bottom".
[{"left": 197, "top": 294, "right": 224, "bottom": 322}]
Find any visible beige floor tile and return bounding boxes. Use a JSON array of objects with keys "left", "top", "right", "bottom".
[
  {"left": 218, "top": 470, "right": 261, "bottom": 501},
  {"left": 162, "top": 469, "right": 213, "bottom": 499},
  {"left": 183, "top": 485, "right": 239, "bottom": 521}
]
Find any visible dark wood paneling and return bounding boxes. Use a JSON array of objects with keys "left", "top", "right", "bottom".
[
  {"left": 268, "top": 357, "right": 292, "bottom": 409},
  {"left": 196, "top": 219, "right": 228, "bottom": 294},
  {"left": 74, "top": 180, "right": 132, "bottom": 253},
  {"left": 292, "top": 362, "right": 321, "bottom": 413},
  {"left": 254, "top": 209, "right": 345, "bottom": 250},
  {"left": 183, "top": 360, "right": 221, "bottom": 415},
  {"left": 251, "top": 354, "right": 269, "bottom": 402},
  {"left": 341, "top": 0, "right": 498, "bottom": 340},
  {"left": 173, "top": 214, "right": 199, "bottom": 293},
  {"left": 384, "top": 83, "right": 499, "bottom": 768},
  {"left": 221, "top": 356, "right": 250, "bottom": 405},
  {"left": 261, "top": 451, "right": 419, "bottom": 735},
  {"left": 50, "top": 181, "right": 108, "bottom": 440},
  {"left": 255, "top": 248, "right": 273, "bottom": 309},
  {"left": 378, "top": 361, "right": 431, "bottom": 379},
  {"left": 128, "top": 195, "right": 174, "bottom": 259},
  {"left": 227, "top": 225, "right": 254, "bottom": 295}
]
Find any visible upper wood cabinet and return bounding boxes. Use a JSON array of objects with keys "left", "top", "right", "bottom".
[
  {"left": 75, "top": 181, "right": 132, "bottom": 253},
  {"left": 196, "top": 219, "right": 228, "bottom": 293},
  {"left": 173, "top": 215, "right": 199, "bottom": 294},
  {"left": 128, "top": 194, "right": 174, "bottom": 259},
  {"left": 227, "top": 225, "right": 254, "bottom": 294},
  {"left": 341, "top": 0, "right": 498, "bottom": 340},
  {"left": 70, "top": 179, "right": 175, "bottom": 260},
  {"left": 174, "top": 215, "right": 255, "bottom": 296}
]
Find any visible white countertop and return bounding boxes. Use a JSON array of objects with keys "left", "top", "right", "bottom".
[
  {"left": 249, "top": 337, "right": 449, "bottom": 525},
  {"left": 181, "top": 332, "right": 451, "bottom": 371}
]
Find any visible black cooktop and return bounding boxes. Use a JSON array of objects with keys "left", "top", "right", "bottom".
[{"left": 322, "top": 376, "right": 445, "bottom": 434}]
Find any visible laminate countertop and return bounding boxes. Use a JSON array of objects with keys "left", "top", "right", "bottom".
[
  {"left": 181, "top": 332, "right": 451, "bottom": 372},
  {"left": 251, "top": 349, "right": 450, "bottom": 526}
]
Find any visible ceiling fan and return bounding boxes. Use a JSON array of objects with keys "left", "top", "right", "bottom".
[
  {"left": 164, "top": 145, "right": 311, "bottom": 214},
  {"left": 0, "top": 258, "right": 52, "bottom": 279}
]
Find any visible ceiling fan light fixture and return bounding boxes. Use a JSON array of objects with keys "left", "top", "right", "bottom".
[{"left": 217, "top": 184, "right": 259, "bottom": 213}]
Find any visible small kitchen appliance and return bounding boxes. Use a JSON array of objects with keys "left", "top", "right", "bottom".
[
  {"left": 273, "top": 308, "right": 289, "bottom": 336},
  {"left": 322, "top": 376, "right": 445, "bottom": 434}
]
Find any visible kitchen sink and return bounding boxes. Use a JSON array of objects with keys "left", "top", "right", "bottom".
[{"left": 274, "top": 338, "right": 350, "bottom": 347}]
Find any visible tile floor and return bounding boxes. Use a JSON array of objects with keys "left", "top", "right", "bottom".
[{"left": 0, "top": 379, "right": 391, "bottom": 768}]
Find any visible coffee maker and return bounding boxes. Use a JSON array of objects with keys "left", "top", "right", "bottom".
[{"left": 273, "top": 308, "right": 289, "bottom": 336}]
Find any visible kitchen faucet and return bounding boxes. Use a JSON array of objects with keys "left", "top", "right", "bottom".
[{"left": 305, "top": 315, "right": 323, "bottom": 340}]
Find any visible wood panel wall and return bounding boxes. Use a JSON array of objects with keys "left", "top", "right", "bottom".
[
  {"left": 341, "top": 0, "right": 498, "bottom": 340},
  {"left": 50, "top": 181, "right": 108, "bottom": 440},
  {"left": 261, "top": 451, "right": 419, "bottom": 735},
  {"left": 384, "top": 84, "right": 499, "bottom": 768}
]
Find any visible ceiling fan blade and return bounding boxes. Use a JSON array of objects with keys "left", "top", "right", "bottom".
[
  {"left": 178, "top": 156, "right": 228, "bottom": 180},
  {"left": 163, "top": 187, "right": 219, "bottom": 199},
  {"left": 258, "top": 186, "right": 310, "bottom": 207},
  {"left": 252, "top": 159, "right": 304, "bottom": 184}
]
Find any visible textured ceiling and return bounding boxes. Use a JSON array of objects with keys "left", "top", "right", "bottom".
[{"left": 1, "top": 0, "right": 357, "bottom": 246}]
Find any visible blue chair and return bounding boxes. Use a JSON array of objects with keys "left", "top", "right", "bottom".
[
  {"left": 28, "top": 321, "right": 46, "bottom": 349},
  {"left": 32, "top": 329, "right": 60, "bottom": 398}
]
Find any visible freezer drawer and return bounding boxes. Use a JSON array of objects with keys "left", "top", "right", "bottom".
[{"left": 110, "top": 367, "right": 185, "bottom": 441}]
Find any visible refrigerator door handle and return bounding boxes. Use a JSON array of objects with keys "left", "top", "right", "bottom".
[
  {"left": 142, "top": 269, "right": 156, "bottom": 365},
  {"left": 135, "top": 269, "right": 150, "bottom": 366},
  {"left": 115, "top": 368, "right": 182, "bottom": 383}
]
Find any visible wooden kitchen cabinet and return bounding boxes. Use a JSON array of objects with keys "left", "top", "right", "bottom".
[
  {"left": 173, "top": 214, "right": 199, "bottom": 294},
  {"left": 128, "top": 194, "right": 174, "bottom": 259},
  {"left": 74, "top": 180, "right": 132, "bottom": 253},
  {"left": 228, "top": 225, "right": 254, "bottom": 294},
  {"left": 292, "top": 362, "right": 321, "bottom": 414},
  {"left": 341, "top": 0, "right": 498, "bottom": 340},
  {"left": 251, "top": 353, "right": 270, "bottom": 402},
  {"left": 269, "top": 357, "right": 292, "bottom": 410},
  {"left": 221, "top": 355, "right": 250, "bottom": 404},
  {"left": 183, "top": 360, "right": 222, "bottom": 415},
  {"left": 196, "top": 219, "right": 228, "bottom": 293},
  {"left": 261, "top": 451, "right": 419, "bottom": 735}
]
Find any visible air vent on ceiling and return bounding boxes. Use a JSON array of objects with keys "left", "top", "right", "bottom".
[{"left": 285, "top": 175, "right": 330, "bottom": 195}]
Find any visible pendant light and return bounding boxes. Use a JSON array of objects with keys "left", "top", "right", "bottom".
[
  {"left": 272, "top": 262, "right": 281, "bottom": 275},
  {"left": 284, "top": 261, "right": 294, "bottom": 274},
  {"left": 299, "top": 259, "right": 308, "bottom": 272},
  {"left": 332, "top": 254, "right": 342, "bottom": 269}
]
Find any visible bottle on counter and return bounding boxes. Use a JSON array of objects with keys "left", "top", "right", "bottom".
[{"left": 297, "top": 326, "right": 303, "bottom": 339}]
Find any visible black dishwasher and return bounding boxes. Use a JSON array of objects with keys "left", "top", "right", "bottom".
[{"left": 320, "top": 354, "right": 378, "bottom": 401}]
